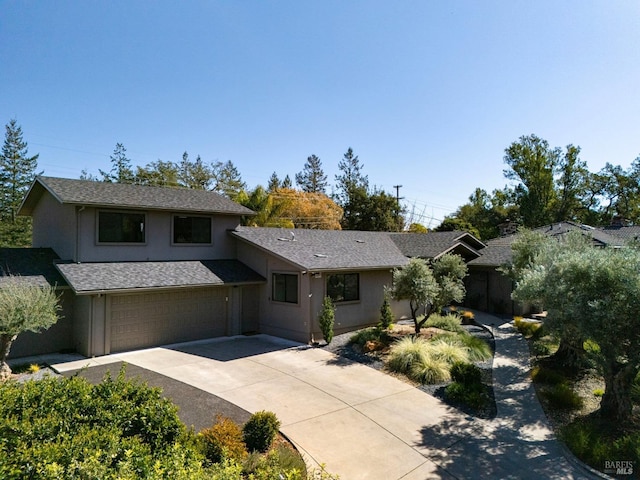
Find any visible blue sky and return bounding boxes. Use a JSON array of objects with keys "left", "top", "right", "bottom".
[{"left": 2, "top": 1, "right": 639, "bottom": 227}]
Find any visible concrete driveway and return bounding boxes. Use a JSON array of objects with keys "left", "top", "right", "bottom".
[
  {"left": 51, "top": 331, "right": 597, "bottom": 479},
  {"left": 53, "top": 335, "right": 468, "bottom": 479}
]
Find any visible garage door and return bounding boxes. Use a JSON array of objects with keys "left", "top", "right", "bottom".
[{"left": 110, "top": 288, "right": 228, "bottom": 353}]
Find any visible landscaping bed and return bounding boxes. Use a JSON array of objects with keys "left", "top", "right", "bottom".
[{"left": 321, "top": 316, "right": 497, "bottom": 419}]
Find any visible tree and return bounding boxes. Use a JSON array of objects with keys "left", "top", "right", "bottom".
[
  {"left": 211, "top": 160, "right": 246, "bottom": 200},
  {"left": 281, "top": 175, "right": 292, "bottom": 189},
  {"left": 513, "top": 241, "right": 640, "bottom": 423},
  {"left": 267, "top": 172, "right": 282, "bottom": 192},
  {"left": 178, "top": 152, "right": 212, "bottom": 190},
  {"left": 507, "top": 229, "right": 590, "bottom": 368},
  {"left": 0, "top": 119, "right": 39, "bottom": 247},
  {"left": 270, "top": 188, "right": 342, "bottom": 230},
  {"left": 135, "top": 160, "right": 180, "bottom": 187},
  {"left": 389, "top": 254, "right": 467, "bottom": 334},
  {"left": 236, "top": 185, "right": 294, "bottom": 228},
  {"left": 340, "top": 185, "right": 403, "bottom": 231},
  {"left": 295, "top": 155, "right": 328, "bottom": 193},
  {"left": 100, "top": 143, "right": 135, "bottom": 184},
  {"left": 503, "top": 134, "right": 560, "bottom": 228},
  {"left": 334, "top": 147, "right": 368, "bottom": 218},
  {"left": 318, "top": 296, "right": 335, "bottom": 344},
  {"left": 554, "top": 145, "right": 590, "bottom": 223},
  {"left": 0, "top": 277, "right": 61, "bottom": 379}
]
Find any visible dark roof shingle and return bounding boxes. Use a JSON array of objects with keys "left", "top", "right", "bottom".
[
  {"left": 0, "top": 248, "right": 66, "bottom": 287},
  {"left": 232, "top": 227, "right": 410, "bottom": 271},
  {"left": 56, "top": 259, "right": 264, "bottom": 294},
  {"left": 20, "top": 176, "right": 255, "bottom": 216}
]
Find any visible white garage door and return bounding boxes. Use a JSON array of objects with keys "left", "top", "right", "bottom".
[{"left": 110, "top": 288, "right": 228, "bottom": 353}]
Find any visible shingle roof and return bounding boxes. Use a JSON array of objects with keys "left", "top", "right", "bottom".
[
  {"left": 56, "top": 259, "right": 264, "bottom": 294},
  {"left": 468, "top": 221, "right": 634, "bottom": 268},
  {"left": 389, "top": 231, "right": 485, "bottom": 261},
  {"left": 0, "top": 248, "right": 67, "bottom": 288},
  {"left": 19, "top": 176, "right": 255, "bottom": 216},
  {"left": 232, "top": 227, "right": 410, "bottom": 271}
]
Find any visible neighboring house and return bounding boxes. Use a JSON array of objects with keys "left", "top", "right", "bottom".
[
  {"left": 3, "top": 176, "right": 488, "bottom": 358},
  {"left": 465, "top": 221, "right": 635, "bottom": 315}
]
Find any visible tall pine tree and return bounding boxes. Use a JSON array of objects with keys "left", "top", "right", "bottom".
[
  {"left": 0, "top": 119, "right": 39, "bottom": 246},
  {"left": 295, "top": 155, "right": 328, "bottom": 193}
]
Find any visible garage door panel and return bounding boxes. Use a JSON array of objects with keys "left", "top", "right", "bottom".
[{"left": 110, "top": 288, "right": 227, "bottom": 353}]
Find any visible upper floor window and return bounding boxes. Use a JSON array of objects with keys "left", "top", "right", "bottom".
[
  {"left": 272, "top": 273, "right": 298, "bottom": 304},
  {"left": 98, "top": 211, "right": 145, "bottom": 243},
  {"left": 327, "top": 273, "right": 359, "bottom": 302},
  {"left": 173, "top": 215, "right": 212, "bottom": 244}
]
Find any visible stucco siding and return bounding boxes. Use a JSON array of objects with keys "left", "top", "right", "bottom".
[
  {"left": 311, "top": 269, "right": 395, "bottom": 339},
  {"left": 31, "top": 194, "right": 76, "bottom": 259},
  {"left": 75, "top": 208, "right": 241, "bottom": 262}
]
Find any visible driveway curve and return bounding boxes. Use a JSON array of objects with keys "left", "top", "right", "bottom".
[{"left": 51, "top": 312, "right": 602, "bottom": 479}]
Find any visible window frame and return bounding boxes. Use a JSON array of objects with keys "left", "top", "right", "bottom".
[
  {"left": 96, "top": 210, "right": 146, "bottom": 245},
  {"left": 271, "top": 272, "right": 299, "bottom": 304},
  {"left": 172, "top": 214, "right": 213, "bottom": 245},
  {"left": 326, "top": 272, "right": 360, "bottom": 303}
]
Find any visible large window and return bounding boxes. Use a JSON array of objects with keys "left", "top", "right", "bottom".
[
  {"left": 272, "top": 273, "right": 298, "bottom": 304},
  {"left": 327, "top": 273, "right": 359, "bottom": 302},
  {"left": 98, "top": 211, "right": 145, "bottom": 243},
  {"left": 173, "top": 216, "right": 212, "bottom": 244}
]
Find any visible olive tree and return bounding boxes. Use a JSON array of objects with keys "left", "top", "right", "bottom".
[
  {"left": 506, "top": 229, "right": 592, "bottom": 368},
  {"left": 0, "top": 277, "right": 61, "bottom": 379},
  {"left": 513, "top": 243, "right": 640, "bottom": 422},
  {"left": 390, "top": 254, "right": 467, "bottom": 334}
]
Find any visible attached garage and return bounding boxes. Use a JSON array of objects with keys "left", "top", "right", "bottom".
[
  {"left": 109, "top": 288, "right": 228, "bottom": 352},
  {"left": 56, "top": 260, "right": 265, "bottom": 357}
]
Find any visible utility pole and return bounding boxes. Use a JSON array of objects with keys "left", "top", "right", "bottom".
[{"left": 393, "top": 185, "right": 404, "bottom": 232}]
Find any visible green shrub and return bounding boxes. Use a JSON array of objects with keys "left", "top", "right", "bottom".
[
  {"left": 445, "top": 382, "right": 489, "bottom": 410},
  {"left": 379, "top": 292, "right": 394, "bottom": 330},
  {"left": 409, "top": 354, "right": 451, "bottom": 384},
  {"left": 349, "top": 327, "right": 391, "bottom": 348},
  {"left": 243, "top": 411, "right": 281, "bottom": 453},
  {"left": 429, "top": 339, "right": 470, "bottom": 365},
  {"left": 0, "top": 368, "right": 209, "bottom": 479},
  {"left": 542, "top": 384, "right": 583, "bottom": 410},
  {"left": 592, "top": 389, "right": 604, "bottom": 397},
  {"left": 387, "top": 337, "right": 431, "bottom": 374},
  {"left": 450, "top": 362, "right": 483, "bottom": 386},
  {"left": 431, "top": 332, "right": 492, "bottom": 362},
  {"left": 198, "top": 415, "right": 247, "bottom": 464},
  {"left": 243, "top": 443, "right": 307, "bottom": 479},
  {"left": 513, "top": 317, "right": 542, "bottom": 338},
  {"left": 424, "top": 313, "right": 465, "bottom": 333},
  {"left": 318, "top": 296, "right": 335, "bottom": 345},
  {"left": 531, "top": 365, "right": 566, "bottom": 385},
  {"left": 561, "top": 418, "right": 640, "bottom": 473}
]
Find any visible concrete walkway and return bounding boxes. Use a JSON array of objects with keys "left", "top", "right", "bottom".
[{"left": 45, "top": 311, "right": 601, "bottom": 480}]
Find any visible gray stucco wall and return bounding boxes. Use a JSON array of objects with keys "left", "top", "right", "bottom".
[
  {"left": 76, "top": 207, "right": 241, "bottom": 262},
  {"left": 31, "top": 194, "right": 77, "bottom": 259}
]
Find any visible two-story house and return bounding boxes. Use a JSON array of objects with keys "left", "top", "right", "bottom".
[
  {"left": 6, "top": 176, "right": 491, "bottom": 359},
  {"left": 12, "top": 176, "right": 264, "bottom": 357}
]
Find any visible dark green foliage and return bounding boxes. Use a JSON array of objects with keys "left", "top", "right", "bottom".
[
  {"left": 198, "top": 415, "right": 247, "bottom": 464},
  {"left": 0, "top": 119, "right": 39, "bottom": 246},
  {"left": 0, "top": 366, "right": 209, "bottom": 479},
  {"left": 561, "top": 418, "right": 640, "bottom": 472},
  {"left": 379, "top": 293, "right": 394, "bottom": 330},
  {"left": 242, "top": 411, "right": 281, "bottom": 453},
  {"left": 450, "top": 362, "right": 483, "bottom": 386},
  {"left": 295, "top": 154, "right": 328, "bottom": 193},
  {"left": 444, "top": 381, "right": 489, "bottom": 410},
  {"left": 541, "top": 384, "right": 584, "bottom": 410},
  {"left": 318, "top": 296, "right": 335, "bottom": 344}
]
